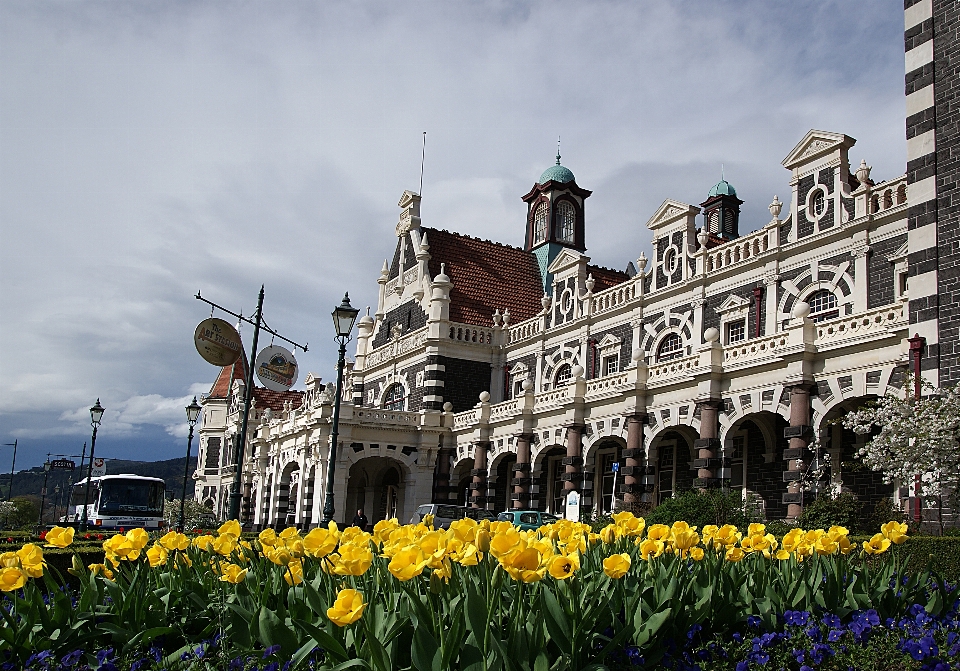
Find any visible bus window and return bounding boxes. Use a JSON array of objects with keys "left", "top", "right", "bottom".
[
  {"left": 98, "top": 480, "right": 164, "bottom": 515},
  {"left": 71, "top": 483, "right": 98, "bottom": 508}
]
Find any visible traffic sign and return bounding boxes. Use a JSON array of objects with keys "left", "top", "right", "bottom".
[
  {"left": 50, "top": 459, "right": 75, "bottom": 471},
  {"left": 611, "top": 461, "right": 620, "bottom": 472},
  {"left": 90, "top": 458, "right": 107, "bottom": 477}
]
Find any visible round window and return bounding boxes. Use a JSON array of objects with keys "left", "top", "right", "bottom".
[{"left": 664, "top": 248, "right": 678, "bottom": 274}]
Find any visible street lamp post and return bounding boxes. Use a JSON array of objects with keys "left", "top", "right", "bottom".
[
  {"left": 3, "top": 439, "right": 16, "bottom": 500},
  {"left": 79, "top": 400, "right": 105, "bottom": 532},
  {"left": 53, "top": 485, "right": 61, "bottom": 524},
  {"left": 319, "top": 293, "right": 359, "bottom": 527},
  {"left": 179, "top": 397, "right": 202, "bottom": 532},
  {"left": 38, "top": 458, "right": 51, "bottom": 532}
]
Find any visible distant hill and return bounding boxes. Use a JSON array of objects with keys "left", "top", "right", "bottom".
[{"left": 0, "top": 457, "right": 198, "bottom": 501}]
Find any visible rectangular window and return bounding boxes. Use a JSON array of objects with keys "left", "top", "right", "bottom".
[
  {"left": 603, "top": 355, "right": 619, "bottom": 376},
  {"left": 513, "top": 380, "right": 525, "bottom": 398},
  {"left": 899, "top": 272, "right": 909, "bottom": 297},
  {"left": 726, "top": 320, "right": 745, "bottom": 344},
  {"left": 599, "top": 452, "right": 616, "bottom": 514}
]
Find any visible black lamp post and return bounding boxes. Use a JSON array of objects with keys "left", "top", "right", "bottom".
[
  {"left": 3, "top": 439, "right": 17, "bottom": 501},
  {"left": 38, "top": 458, "right": 51, "bottom": 532},
  {"left": 53, "top": 485, "right": 61, "bottom": 524},
  {"left": 79, "top": 399, "right": 105, "bottom": 532},
  {"left": 178, "top": 396, "right": 202, "bottom": 532},
  {"left": 319, "top": 293, "right": 359, "bottom": 527}
]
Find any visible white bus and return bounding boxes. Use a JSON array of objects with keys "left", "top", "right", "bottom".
[{"left": 68, "top": 474, "right": 166, "bottom": 530}]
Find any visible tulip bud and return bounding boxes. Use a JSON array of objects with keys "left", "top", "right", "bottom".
[{"left": 475, "top": 529, "right": 491, "bottom": 552}]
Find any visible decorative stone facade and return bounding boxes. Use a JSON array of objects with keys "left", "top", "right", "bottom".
[{"left": 191, "top": 4, "right": 956, "bottom": 529}]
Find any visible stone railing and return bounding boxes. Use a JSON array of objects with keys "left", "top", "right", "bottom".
[
  {"left": 815, "top": 303, "right": 906, "bottom": 347},
  {"left": 591, "top": 282, "right": 637, "bottom": 316},
  {"left": 453, "top": 408, "right": 477, "bottom": 428},
  {"left": 585, "top": 372, "right": 629, "bottom": 396},
  {"left": 448, "top": 322, "right": 495, "bottom": 346},
  {"left": 704, "top": 227, "right": 772, "bottom": 274},
  {"left": 870, "top": 175, "right": 908, "bottom": 215},
  {"left": 723, "top": 332, "right": 790, "bottom": 363},
  {"left": 354, "top": 408, "right": 419, "bottom": 426},
  {"left": 508, "top": 315, "right": 542, "bottom": 344},
  {"left": 647, "top": 353, "right": 700, "bottom": 384},
  {"left": 534, "top": 387, "right": 569, "bottom": 409},
  {"left": 364, "top": 327, "right": 427, "bottom": 368},
  {"left": 489, "top": 398, "right": 521, "bottom": 421}
]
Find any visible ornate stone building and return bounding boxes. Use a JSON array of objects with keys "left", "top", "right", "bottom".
[{"left": 194, "top": 2, "right": 958, "bottom": 528}]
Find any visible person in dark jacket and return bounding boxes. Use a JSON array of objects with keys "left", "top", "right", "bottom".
[{"left": 351, "top": 509, "right": 368, "bottom": 530}]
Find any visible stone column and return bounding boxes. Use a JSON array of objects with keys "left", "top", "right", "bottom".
[
  {"left": 694, "top": 400, "right": 721, "bottom": 488},
  {"left": 470, "top": 441, "right": 489, "bottom": 509},
  {"left": 563, "top": 426, "right": 583, "bottom": 494},
  {"left": 783, "top": 384, "right": 813, "bottom": 519},
  {"left": 512, "top": 434, "right": 533, "bottom": 509},
  {"left": 622, "top": 414, "right": 647, "bottom": 506},
  {"left": 433, "top": 442, "right": 453, "bottom": 503}
]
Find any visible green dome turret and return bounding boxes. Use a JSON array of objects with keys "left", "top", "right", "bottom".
[
  {"left": 539, "top": 150, "right": 575, "bottom": 184},
  {"left": 708, "top": 179, "right": 736, "bottom": 197}
]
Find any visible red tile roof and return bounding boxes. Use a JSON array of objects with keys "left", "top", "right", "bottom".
[
  {"left": 425, "top": 228, "right": 545, "bottom": 326},
  {"left": 253, "top": 387, "right": 305, "bottom": 412},
  {"left": 208, "top": 356, "right": 247, "bottom": 399},
  {"left": 586, "top": 264, "right": 630, "bottom": 292},
  {"left": 207, "top": 352, "right": 303, "bottom": 412}
]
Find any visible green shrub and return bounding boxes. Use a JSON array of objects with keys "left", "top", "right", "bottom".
[
  {"left": 645, "top": 488, "right": 754, "bottom": 529},
  {"left": 795, "top": 492, "right": 863, "bottom": 532}
]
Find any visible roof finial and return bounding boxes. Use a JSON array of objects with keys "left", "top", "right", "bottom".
[
  {"left": 721, "top": 163, "right": 724, "bottom": 181},
  {"left": 557, "top": 136, "right": 561, "bottom": 165}
]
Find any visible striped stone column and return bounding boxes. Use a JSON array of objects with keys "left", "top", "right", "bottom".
[
  {"left": 470, "top": 441, "right": 489, "bottom": 509},
  {"left": 512, "top": 434, "right": 533, "bottom": 509},
  {"left": 904, "top": 0, "right": 941, "bottom": 386},
  {"left": 621, "top": 414, "right": 647, "bottom": 507}
]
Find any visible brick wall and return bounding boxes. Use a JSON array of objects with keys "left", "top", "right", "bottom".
[
  {"left": 868, "top": 234, "right": 907, "bottom": 308},
  {"left": 439, "top": 357, "right": 492, "bottom": 412}
]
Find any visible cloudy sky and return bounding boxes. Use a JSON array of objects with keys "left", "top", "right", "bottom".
[{"left": 1, "top": 1, "right": 907, "bottom": 471}]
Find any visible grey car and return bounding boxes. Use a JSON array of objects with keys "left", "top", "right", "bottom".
[{"left": 409, "top": 504, "right": 496, "bottom": 529}]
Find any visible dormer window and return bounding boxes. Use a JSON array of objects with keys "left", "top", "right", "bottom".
[
  {"left": 533, "top": 202, "right": 548, "bottom": 244},
  {"left": 554, "top": 364, "right": 572, "bottom": 387},
  {"left": 556, "top": 201, "right": 575, "bottom": 243},
  {"left": 382, "top": 383, "right": 406, "bottom": 411}
]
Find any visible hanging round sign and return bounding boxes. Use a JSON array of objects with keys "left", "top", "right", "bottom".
[
  {"left": 194, "top": 318, "right": 243, "bottom": 367},
  {"left": 255, "top": 345, "right": 299, "bottom": 391}
]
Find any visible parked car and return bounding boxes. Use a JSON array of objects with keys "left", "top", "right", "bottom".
[
  {"left": 496, "top": 510, "right": 560, "bottom": 531},
  {"left": 409, "top": 504, "right": 496, "bottom": 529}
]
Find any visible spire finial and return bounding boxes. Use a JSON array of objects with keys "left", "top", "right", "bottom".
[
  {"left": 556, "top": 136, "right": 561, "bottom": 165},
  {"left": 721, "top": 163, "right": 724, "bottom": 181}
]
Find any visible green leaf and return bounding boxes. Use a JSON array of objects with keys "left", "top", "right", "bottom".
[
  {"left": 534, "top": 652, "right": 551, "bottom": 671},
  {"left": 459, "top": 643, "right": 485, "bottom": 671},
  {"left": 412, "top": 622, "right": 441, "bottom": 671},
  {"left": 633, "top": 608, "right": 671, "bottom": 648},
  {"left": 258, "top": 606, "right": 300, "bottom": 656},
  {"left": 293, "top": 618, "right": 350, "bottom": 663},
  {"left": 542, "top": 587, "right": 572, "bottom": 652},
  {"left": 121, "top": 627, "right": 177, "bottom": 656}
]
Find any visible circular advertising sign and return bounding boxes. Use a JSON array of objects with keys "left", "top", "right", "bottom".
[
  {"left": 194, "top": 318, "right": 243, "bottom": 367},
  {"left": 255, "top": 345, "right": 299, "bottom": 391}
]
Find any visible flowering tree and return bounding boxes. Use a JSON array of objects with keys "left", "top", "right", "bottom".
[
  {"left": 841, "top": 379, "right": 960, "bottom": 530},
  {"left": 162, "top": 498, "right": 217, "bottom": 531}
]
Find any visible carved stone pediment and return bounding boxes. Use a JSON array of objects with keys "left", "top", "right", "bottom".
[
  {"left": 782, "top": 130, "right": 855, "bottom": 170},
  {"left": 717, "top": 294, "right": 751, "bottom": 316},
  {"left": 644, "top": 200, "right": 699, "bottom": 231}
]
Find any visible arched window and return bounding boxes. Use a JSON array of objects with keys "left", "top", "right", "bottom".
[
  {"left": 554, "top": 363, "right": 572, "bottom": 387},
  {"left": 555, "top": 201, "right": 575, "bottom": 243},
  {"left": 807, "top": 289, "right": 839, "bottom": 322},
  {"left": 896, "top": 183, "right": 906, "bottom": 205},
  {"left": 533, "top": 202, "right": 549, "bottom": 244},
  {"left": 382, "top": 383, "right": 406, "bottom": 411},
  {"left": 657, "top": 333, "right": 683, "bottom": 362}
]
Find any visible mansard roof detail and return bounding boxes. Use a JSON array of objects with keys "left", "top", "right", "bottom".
[{"left": 423, "top": 227, "right": 544, "bottom": 326}]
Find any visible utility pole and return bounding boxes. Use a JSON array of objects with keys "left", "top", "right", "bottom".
[
  {"left": 195, "top": 288, "right": 307, "bottom": 523},
  {"left": 3, "top": 440, "right": 16, "bottom": 500}
]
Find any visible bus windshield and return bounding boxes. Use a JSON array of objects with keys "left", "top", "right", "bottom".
[{"left": 96, "top": 480, "right": 165, "bottom": 515}]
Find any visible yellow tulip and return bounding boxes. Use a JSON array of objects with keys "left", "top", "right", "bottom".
[
  {"left": 0, "top": 552, "right": 17, "bottom": 568},
  {"left": 775, "top": 549, "right": 791, "bottom": 561},
  {"left": 146, "top": 545, "right": 168, "bottom": 568},
  {"left": 193, "top": 534, "right": 215, "bottom": 552},
  {"left": 714, "top": 525, "right": 741, "bottom": 548},
  {"left": 489, "top": 528, "right": 522, "bottom": 559},
  {"left": 0, "top": 567, "right": 27, "bottom": 591},
  {"left": 547, "top": 553, "right": 579, "bottom": 580},
  {"left": 388, "top": 546, "right": 430, "bottom": 581},
  {"left": 602, "top": 553, "right": 631, "bottom": 579},
  {"left": 489, "top": 520, "right": 514, "bottom": 535},
  {"left": 881, "top": 521, "right": 908, "bottom": 545},
  {"left": 259, "top": 528, "right": 278, "bottom": 547},
  {"left": 158, "top": 531, "right": 189, "bottom": 552},
  {"left": 125, "top": 528, "right": 150, "bottom": 551},
  {"left": 265, "top": 545, "right": 293, "bottom": 566},
  {"left": 646, "top": 524, "right": 671, "bottom": 542},
  {"left": 219, "top": 563, "right": 247, "bottom": 583},
  {"left": 17, "top": 544, "right": 44, "bottom": 577},
  {"left": 673, "top": 529, "right": 700, "bottom": 558},
  {"left": 747, "top": 523, "right": 766, "bottom": 537},
  {"left": 475, "top": 529, "right": 491, "bottom": 553},
  {"left": 218, "top": 520, "right": 242, "bottom": 538},
  {"left": 501, "top": 546, "right": 547, "bottom": 583},
  {"left": 638, "top": 538, "right": 663, "bottom": 561},
  {"left": 611, "top": 511, "right": 645, "bottom": 538},
  {"left": 725, "top": 547, "right": 745, "bottom": 563},
  {"left": 781, "top": 529, "right": 804, "bottom": 553},
  {"left": 284, "top": 558, "right": 304, "bottom": 585},
  {"left": 330, "top": 544, "right": 373, "bottom": 576},
  {"left": 88, "top": 563, "right": 114, "bottom": 579},
  {"left": 44, "top": 526, "right": 75, "bottom": 548},
  {"left": 815, "top": 536, "right": 839, "bottom": 556},
  {"left": 689, "top": 547, "right": 705, "bottom": 561},
  {"left": 862, "top": 533, "right": 891, "bottom": 555},
  {"left": 303, "top": 525, "right": 339, "bottom": 559},
  {"left": 372, "top": 519, "right": 399, "bottom": 546},
  {"left": 701, "top": 525, "right": 719, "bottom": 547},
  {"left": 327, "top": 588, "right": 366, "bottom": 627},
  {"left": 212, "top": 534, "right": 238, "bottom": 557}
]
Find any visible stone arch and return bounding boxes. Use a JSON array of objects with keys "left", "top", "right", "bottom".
[
  {"left": 719, "top": 387, "right": 792, "bottom": 433},
  {"left": 275, "top": 461, "right": 300, "bottom": 529},
  {"left": 647, "top": 425, "right": 698, "bottom": 504},
  {"left": 722, "top": 411, "right": 789, "bottom": 520},
  {"left": 542, "top": 345, "right": 583, "bottom": 391},
  {"left": 345, "top": 455, "right": 413, "bottom": 527},
  {"left": 584, "top": 436, "right": 627, "bottom": 515},
  {"left": 488, "top": 449, "right": 517, "bottom": 513},
  {"left": 533, "top": 443, "right": 566, "bottom": 514},
  {"left": 640, "top": 311, "right": 694, "bottom": 357},
  {"left": 777, "top": 265, "right": 855, "bottom": 324}
]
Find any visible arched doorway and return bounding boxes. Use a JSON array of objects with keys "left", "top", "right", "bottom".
[
  {"left": 534, "top": 446, "right": 566, "bottom": 515},
  {"left": 276, "top": 462, "right": 299, "bottom": 529},
  {"left": 724, "top": 412, "right": 789, "bottom": 520},
  {"left": 452, "top": 459, "right": 473, "bottom": 506},
  {"left": 345, "top": 457, "right": 409, "bottom": 527},
  {"left": 650, "top": 428, "right": 696, "bottom": 504},
  {"left": 491, "top": 452, "right": 517, "bottom": 513},
  {"left": 586, "top": 439, "right": 624, "bottom": 515}
]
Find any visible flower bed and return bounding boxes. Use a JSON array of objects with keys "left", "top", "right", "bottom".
[{"left": 1, "top": 516, "right": 957, "bottom": 670}]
